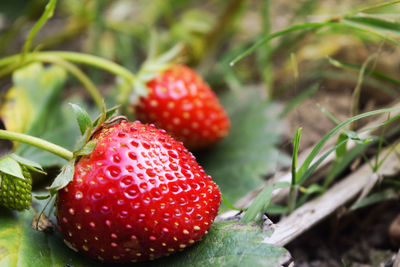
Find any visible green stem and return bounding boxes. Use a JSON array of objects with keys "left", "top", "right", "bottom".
[
  {"left": 0, "top": 130, "right": 73, "bottom": 161},
  {"left": 287, "top": 185, "right": 298, "bottom": 214},
  {"left": 288, "top": 128, "right": 302, "bottom": 214},
  {"left": 0, "top": 51, "right": 136, "bottom": 82},
  {"left": 350, "top": 53, "right": 379, "bottom": 131},
  {"left": 40, "top": 55, "right": 106, "bottom": 113},
  {"left": 0, "top": 55, "right": 106, "bottom": 113},
  {"left": 20, "top": 0, "right": 58, "bottom": 62}
]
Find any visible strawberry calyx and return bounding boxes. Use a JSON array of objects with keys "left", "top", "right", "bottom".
[
  {"left": 47, "top": 104, "right": 123, "bottom": 196},
  {"left": 119, "top": 43, "right": 184, "bottom": 108}
]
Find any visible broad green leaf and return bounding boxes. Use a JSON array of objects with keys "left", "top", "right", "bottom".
[
  {"left": 0, "top": 208, "right": 98, "bottom": 267},
  {"left": 0, "top": 210, "right": 289, "bottom": 267},
  {"left": 0, "top": 85, "right": 34, "bottom": 133},
  {"left": 137, "top": 220, "right": 289, "bottom": 267},
  {"left": 0, "top": 156, "right": 24, "bottom": 179},
  {"left": 7, "top": 63, "right": 80, "bottom": 167},
  {"left": 70, "top": 103, "right": 92, "bottom": 135},
  {"left": 12, "top": 63, "right": 67, "bottom": 135},
  {"left": 15, "top": 102, "right": 80, "bottom": 167},
  {"left": 199, "top": 89, "right": 282, "bottom": 204}
]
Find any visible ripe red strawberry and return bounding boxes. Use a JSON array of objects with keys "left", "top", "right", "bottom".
[
  {"left": 56, "top": 121, "right": 221, "bottom": 263},
  {"left": 135, "top": 65, "right": 230, "bottom": 149}
]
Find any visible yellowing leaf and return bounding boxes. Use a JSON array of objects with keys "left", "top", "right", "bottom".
[{"left": 0, "top": 86, "right": 33, "bottom": 133}]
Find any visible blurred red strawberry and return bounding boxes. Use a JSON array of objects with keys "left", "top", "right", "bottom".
[{"left": 135, "top": 65, "right": 230, "bottom": 149}]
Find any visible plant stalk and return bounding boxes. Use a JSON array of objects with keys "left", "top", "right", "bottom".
[
  {"left": 0, "top": 130, "right": 73, "bottom": 161},
  {"left": 287, "top": 185, "right": 298, "bottom": 214},
  {"left": 0, "top": 51, "right": 136, "bottom": 82},
  {"left": 40, "top": 55, "right": 106, "bottom": 113}
]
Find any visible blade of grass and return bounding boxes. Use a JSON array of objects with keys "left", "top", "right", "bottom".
[
  {"left": 331, "top": 22, "right": 400, "bottom": 46},
  {"left": 230, "top": 22, "right": 328, "bottom": 66},
  {"left": 374, "top": 113, "right": 391, "bottom": 171},
  {"left": 291, "top": 128, "right": 302, "bottom": 186},
  {"left": 287, "top": 128, "right": 302, "bottom": 213},
  {"left": 265, "top": 204, "right": 287, "bottom": 215},
  {"left": 296, "top": 108, "right": 400, "bottom": 183},
  {"left": 335, "top": 132, "right": 349, "bottom": 159},
  {"left": 221, "top": 194, "right": 241, "bottom": 211},
  {"left": 241, "top": 185, "right": 274, "bottom": 223},
  {"left": 316, "top": 103, "right": 341, "bottom": 125},
  {"left": 297, "top": 138, "right": 349, "bottom": 185},
  {"left": 327, "top": 56, "right": 400, "bottom": 87},
  {"left": 241, "top": 182, "right": 290, "bottom": 223},
  {"left": 343, "top": 16, "right": 400, "bottom": 36},
  {"left": 350, "top": 53, "right": 379, "bottom": 130},
  {"left": 354, "top": 0, "right": 400, "bottom": 14},
  {"left": 324, "top": 142, "right": 369, "bottom": 190},
  {"left": 230, "top": 17, "right": 400, "bottom": 66},
  {"left": 375, "top": 140, "right": 400, "bottom": 171},
  {"left": 350, "top": 188, "right": 398, "bottom": 210}
]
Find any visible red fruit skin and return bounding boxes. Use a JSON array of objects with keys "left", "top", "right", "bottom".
[
  {"left": 135, "top": 65, "right": 230, "bottom": 150},
  {"left": 56, "top": 121, "right": 221, "bottom": 263}
]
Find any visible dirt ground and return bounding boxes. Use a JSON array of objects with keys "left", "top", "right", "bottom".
[{"left": 287, "top": 201, "right": 399, "bottom": 267}]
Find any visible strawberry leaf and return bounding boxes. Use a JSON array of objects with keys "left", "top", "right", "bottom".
[
  {"left": 4, "top": 63, "right": 81, "bottom": 167},
  {"left": 70, "top": 103, "right": 93, "bottom": 136},
  {"left": 75, "top": 140, "right": 97, "bottom": 156},
  {"left": 0, "top": 208, "right": 98, "bottom": 267},
  {"left": 0, "top": 209, "right": 289, "bottom": 267},
  {"left": 92, "top": 105, "right": 120, "bottom": 128},
  {"left": 0, "top": 156, "right": 24, "bottom": 180},
  {"left": 48, "top": 160, "right": 75, "bottom": 195},
  {"left": 9, "top": 154, "right": 44, "bottom": 173},
  {"left": 10, "top": 157, "right": 46, "bottom": 176},
  {"left": 199, "top": 88, "right": 282, "bottom": 204},
  {"left": 139, "top": 220, "right": 290, "bottom": 267}
]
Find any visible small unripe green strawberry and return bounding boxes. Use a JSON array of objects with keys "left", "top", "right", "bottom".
[{"left": 0, "top": 165, "right": 32, "bottom": 211}]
